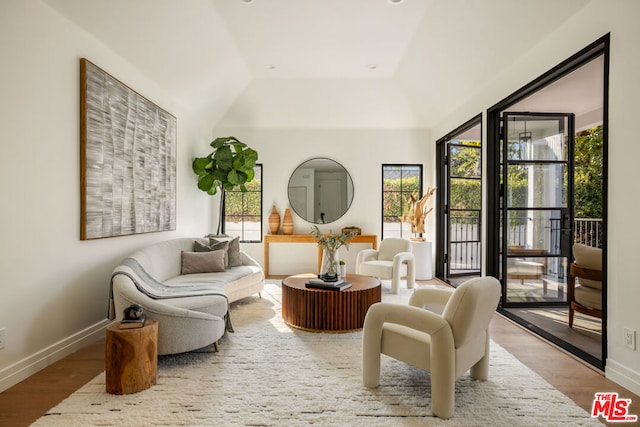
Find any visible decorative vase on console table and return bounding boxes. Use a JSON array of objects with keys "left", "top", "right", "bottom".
[
  {"left": 268, "top": 205, "right": 280, "bottom": 234},
  {"left": 282, "top": 208, "right": 294, "bottom": 235}
]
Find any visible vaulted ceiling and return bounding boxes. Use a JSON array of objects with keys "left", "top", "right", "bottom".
[{"left": 43, "top": 0, "right": 592, "bottom": 129}]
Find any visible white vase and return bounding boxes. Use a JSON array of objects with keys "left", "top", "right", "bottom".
[{"left": 340, "top": 264, "right": 347, "bottom": 279}]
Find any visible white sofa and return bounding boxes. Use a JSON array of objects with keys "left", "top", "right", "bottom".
[{"left": 109, "top": 237, "right": 264, "bottom": 355}]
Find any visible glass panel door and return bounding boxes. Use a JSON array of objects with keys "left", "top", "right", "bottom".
[
  {"left": 435, "top": 115, "right": 482, "bottom": 284},
  {"left": 501, "top": 113, "right": 574, "bottom": 306},
  {"left": 448, "top": 141, "right": 482, "bottom": 277}
]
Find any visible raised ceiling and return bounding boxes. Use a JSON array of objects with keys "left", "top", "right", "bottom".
[{"left": 43, "top": 0, "right": 592, "bottom": 129}]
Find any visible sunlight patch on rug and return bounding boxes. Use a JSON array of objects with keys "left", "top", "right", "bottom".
[{"left": 34, "top": 281, "right": 600, "bottom": 426}]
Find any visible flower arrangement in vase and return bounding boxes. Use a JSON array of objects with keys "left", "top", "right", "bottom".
[{"left": 310, "top": 225, "right": 358, "bottom": 281}]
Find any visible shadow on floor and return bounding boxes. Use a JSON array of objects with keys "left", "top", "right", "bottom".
[{"left": 445, "top": 274, "right": 603, "bottom": 369}]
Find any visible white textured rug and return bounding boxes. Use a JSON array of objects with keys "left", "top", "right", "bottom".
[{"left": 35, "top": 281, "right": 600, "bottom": 426}]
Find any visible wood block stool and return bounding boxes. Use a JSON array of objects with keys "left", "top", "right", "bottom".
[{"left": 105, "top": 319, "right": 158, "bottom": 395}]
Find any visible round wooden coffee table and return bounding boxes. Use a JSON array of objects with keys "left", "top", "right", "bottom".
[{"left": 281, "top": 273, "right": 381, "bottom": 332}]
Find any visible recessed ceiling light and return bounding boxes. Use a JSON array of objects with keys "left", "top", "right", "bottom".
[
  {"left": 368, "top": 64, "right": 378, "bottom": 70},
  {"left": 242, "top": 0, "right": 254, "bottom": 3},
  {"left": 265, "top": 64, "right": 276, "bottom": 70},
  {"left": 388, "top": 0, "right": 404, "bottom": 4}
]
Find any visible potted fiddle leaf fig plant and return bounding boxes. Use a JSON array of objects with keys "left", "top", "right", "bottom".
[{"left": 192, "top": 136, "right": 258, "bottom": 236}]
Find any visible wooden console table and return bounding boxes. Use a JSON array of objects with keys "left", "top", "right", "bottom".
[{"left": 263, "top": 234, "right": 377, "bottom": 277}]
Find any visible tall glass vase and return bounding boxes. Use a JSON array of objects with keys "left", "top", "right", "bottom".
[{"left": 320, "top": 248, "right": 340, "bottom": 280}]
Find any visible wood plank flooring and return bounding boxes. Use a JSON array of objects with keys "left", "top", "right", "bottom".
[
  {"left": 492, "top": 314, "right": 639, "bottom": 426},
  {"left": 1, "top": 313, "right": 638, "bottom": 426},
  {"left": 0, "top": 339, "right": 105, "bottom": 426}
]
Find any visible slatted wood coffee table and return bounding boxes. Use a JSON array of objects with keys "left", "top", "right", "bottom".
[{"left": 281, "top": 273, "right": 381, "bottom": 332}]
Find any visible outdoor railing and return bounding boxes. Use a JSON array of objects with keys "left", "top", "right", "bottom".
[
  {"left": 448, "top": 216, "right": 602, "bottom": 274},
  {"left": 574, "top": 218, "right": 602, "bottom": 248},
  {"left": 449, "top": 212, "right": 481, "bottom": 273}
]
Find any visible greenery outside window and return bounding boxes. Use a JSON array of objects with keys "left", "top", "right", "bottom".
[
  {"left": 382, "top": 164, "right": 422, "bottom": 239},
  {"left": 224, "top": 164, "right": 262, "bottom": 242}
]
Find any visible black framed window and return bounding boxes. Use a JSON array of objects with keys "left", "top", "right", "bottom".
[
  {"left": 224, "top": 164, "right": 262, "bottom": 242},
  {"left": 382, "top": 164, "right": 422, "bottom": 239}
]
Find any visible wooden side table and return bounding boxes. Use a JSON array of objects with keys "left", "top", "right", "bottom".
[
  {"left": 105, "top": 319, "right": 158, "bottom": 395},
  {"left": 281, "top": 273, "right": 381, "bottom": 332}
]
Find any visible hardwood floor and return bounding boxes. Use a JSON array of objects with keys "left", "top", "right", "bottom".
[
  {"left": 492, "top": 314, "right": 639, "bottom": 426},
  {"left": 1, "top": 314, "right": 638, "bottom": 426},
  {"left": 0, "top": 339, "right": 105, "bottom": 426}
]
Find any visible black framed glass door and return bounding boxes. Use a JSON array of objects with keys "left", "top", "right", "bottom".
[
  {"left": 436, "top": 115, "right": 482, "bottom": 284},
  {"left": 487, "top": 36, "right": 608, "bottom": 369},
  {"left": 501, "top": 112, "right": 574, "bottom": 307},
  {"left": 447, "top": 141, "right": 482, "bottom": 277}
]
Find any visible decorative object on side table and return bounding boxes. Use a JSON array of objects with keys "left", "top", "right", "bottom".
[
  {"left": 120, "top": 303, "right": 146, "bottom": 329},
  {"left": 401, "top": 187, "right": 436, "bottom": 239},
  {"left": 311, "top": 225, "right": 358, "bottom": 281},
  {"left": 268, "top": 205, "right": 281, "bottom": 234},
  {"left": 341, "top": 226, "right": 361, "bottom": 236},
  {"left": 192, "top": 136, "right": 259, "bottom": 236},
  {"left": 282, "top": 208, "right": 294, "bottom": 235},
  {"left": 398, "top": 187, "right": 436, "bottom": 280}
]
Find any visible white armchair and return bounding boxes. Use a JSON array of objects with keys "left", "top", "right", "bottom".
[
  {"left": 362, "top": 276, "right": 501, "bottom": 419},
  {"left": 356, "top": 237, "right": 415, "bottom": 294}
]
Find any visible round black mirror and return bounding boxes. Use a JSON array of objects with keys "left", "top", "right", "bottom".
[{"left": 287, "top": 158, "right": 354, "bottom": 224}]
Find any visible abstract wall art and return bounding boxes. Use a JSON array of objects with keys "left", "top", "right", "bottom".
[{"left": 80, "top": 58, "right": 177, "bottom": 240}]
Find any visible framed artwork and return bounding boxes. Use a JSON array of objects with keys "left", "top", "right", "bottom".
[{"left": 80, "top": 58, "right": 177, "bottom": 240}]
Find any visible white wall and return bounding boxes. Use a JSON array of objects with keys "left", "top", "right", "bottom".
[
  {"left": 0, "top": 1, "right": 431, "bottom": 392},
  {"left": 431, "top": 0, "right": 640, "bottom": 395},
  {"left": 216, "top": 127, "right": 432, "bottom": 270},
  {"left": 0, "top": 0, "right": 213, "bottom": 391}
]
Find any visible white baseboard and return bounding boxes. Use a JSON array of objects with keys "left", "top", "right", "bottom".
[
  {"left": 606, "top": 358, "right": 640, "bottom": 396},
  {"left": 0, "top": 319, "right": 111, "bottom": 393}
]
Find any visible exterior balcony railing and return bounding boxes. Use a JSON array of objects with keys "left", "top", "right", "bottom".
[{"left": 449, "top": 216, "right": 602, "bottom": 275}]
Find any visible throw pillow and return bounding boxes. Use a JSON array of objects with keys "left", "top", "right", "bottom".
[
  {"left": 194, "top": 239, "right": 230, "bottom": 267},
  {"left": 211, "top": 236, "right": 242, "bottom": 267},
  {"left": 181, "top": 250, "right": 226, "bottom": 275},
  {"left": 573, "top": 243, "right": 602, "bottom": 290}
]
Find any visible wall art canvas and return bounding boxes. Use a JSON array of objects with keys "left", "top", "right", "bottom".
[{"left": 80, "top": 58, "right": 177, "bottom": 240}]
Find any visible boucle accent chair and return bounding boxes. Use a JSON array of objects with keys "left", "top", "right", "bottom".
[
  {"left": 362, "top": 276, "right": 501, "bottom": 419},
  {"left": 568, "top": 243, "right": 603, "bottom": 327},
  {"left": 356, "top": 237, "right": 415, "bottom": 294}
]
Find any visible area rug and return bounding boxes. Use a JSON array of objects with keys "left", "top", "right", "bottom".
[{"left": 34, "top": 281, "right": 600, "bottom": 426}]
